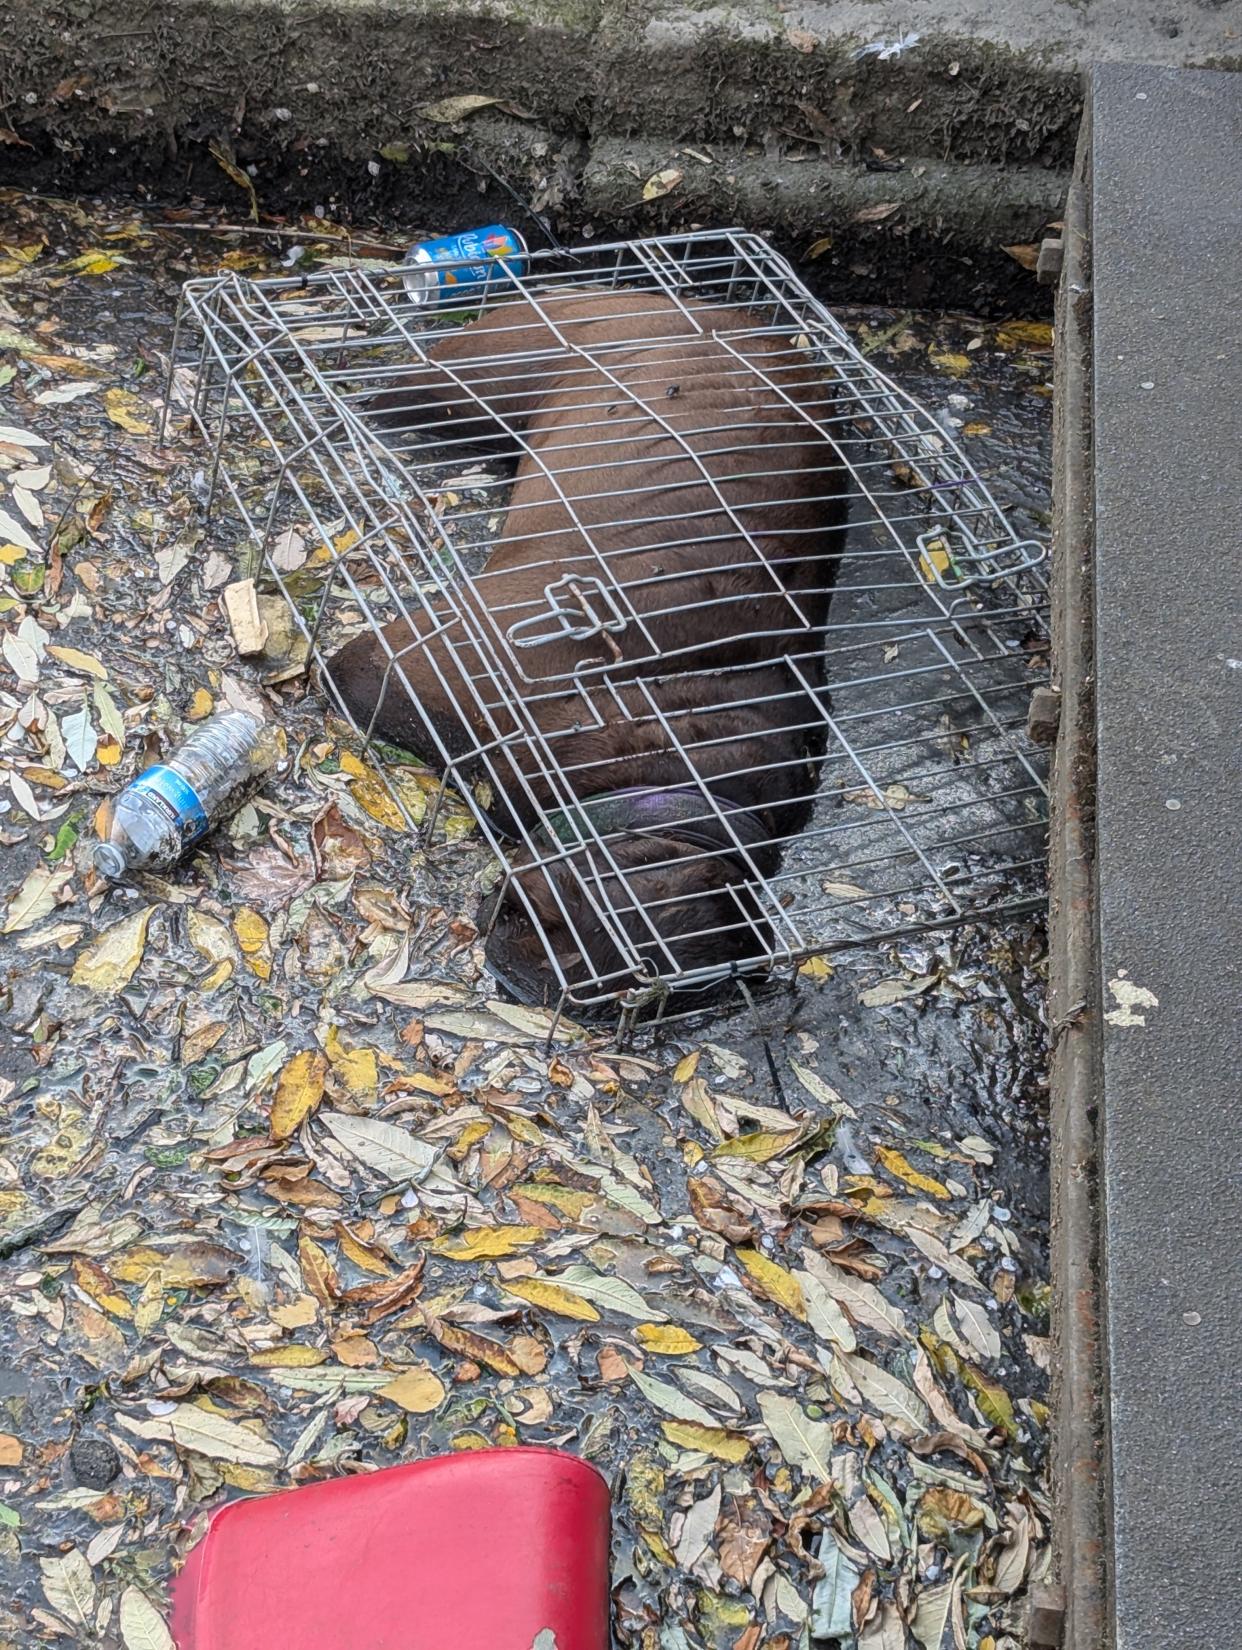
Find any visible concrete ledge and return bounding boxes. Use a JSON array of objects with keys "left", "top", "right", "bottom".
[
  {"left": 0, "top": 0, "right": 1237, "bottom": 307},
  {"left": 583, "top": 139, "right": 1066, "bottom": 309}
]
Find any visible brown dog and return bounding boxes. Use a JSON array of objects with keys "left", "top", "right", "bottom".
[{"left": 327, "top": 289, "right": 848, "bottom": 1004}]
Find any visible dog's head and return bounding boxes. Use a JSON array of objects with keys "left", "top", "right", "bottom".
[{"left": 482, "top": 832, "right": 772, "bottom": 1009}]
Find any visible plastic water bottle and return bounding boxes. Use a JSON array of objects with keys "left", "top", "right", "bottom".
[{"left": 92, "top": 709, "right": 284, "bottom": 879}]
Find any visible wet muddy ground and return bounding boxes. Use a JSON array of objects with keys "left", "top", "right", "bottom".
[{"left": 0, "top": 192, "right": 1052, "bottom": 1649}]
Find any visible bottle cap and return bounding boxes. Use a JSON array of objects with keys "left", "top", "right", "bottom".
[{"left": 92, "top": 842, "right": 128, "bottom": 880}]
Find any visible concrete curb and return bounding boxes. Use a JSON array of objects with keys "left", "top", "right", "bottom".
[
  {"left": 1047, "top": 100, "right": 1107, "bottom": 1650},
  {"left": 0, "top": 0, "right": 1235, "bottom": 308}
]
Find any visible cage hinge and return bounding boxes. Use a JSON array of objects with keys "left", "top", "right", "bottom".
[{"left": 916, "top": 529, "right": 1047, "bottom": 590}]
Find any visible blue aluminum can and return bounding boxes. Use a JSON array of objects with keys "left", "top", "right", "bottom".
[{"left": 401, "top": 224, "right": 528, "bottom": 306}]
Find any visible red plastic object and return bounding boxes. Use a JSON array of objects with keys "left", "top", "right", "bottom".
[{"left": 171, "top": 1448, "right": 611, "bottom": 1649}]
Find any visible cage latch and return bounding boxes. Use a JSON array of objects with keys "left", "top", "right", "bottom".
[
  {"left": 915, "top": 528, "right": 1046, "bottom": 590},
  {"left": 506, "top": 574, "right": 628, "bottom": 659}
]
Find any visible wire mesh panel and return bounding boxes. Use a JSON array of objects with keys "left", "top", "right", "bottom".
[{"left": 170, "top": 229, "right": 1049, "bottom": 1016}]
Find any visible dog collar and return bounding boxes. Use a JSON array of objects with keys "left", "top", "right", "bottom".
[{"left": 539, "top": 785, "right": 771, "bottom": 861}]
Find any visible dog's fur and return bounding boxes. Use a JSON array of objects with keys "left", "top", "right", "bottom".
[{"left": 328, "top": 290, "right": 848, "bottom": 1001}]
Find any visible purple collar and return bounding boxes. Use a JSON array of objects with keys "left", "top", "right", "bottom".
[{"left": 539, "top": 785, "right": 771, "bottom": 862}]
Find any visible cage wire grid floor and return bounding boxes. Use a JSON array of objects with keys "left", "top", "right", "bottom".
[{"left": 169, "top": 229, "right": 1050, "bottom": 1015}]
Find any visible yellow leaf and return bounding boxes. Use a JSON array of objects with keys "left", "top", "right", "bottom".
[
  {"left": 451, "top": 1430, "right": 491, "bottom": 1451},
  {"left": 996, "top": 320, "right": 1054, "bottom": 350},
  {"left": 672, "top": 1052, "right": 699, "bottom": 1083},
  {"left": 269, "top": 1050, "right": 327, "bottom": 1140},
  {"left": 503, "top": 1278, "right": 600, "bottom": 1321},
  {"left": 45, "top": 645, "right": 108, "bottom": 680},
  {"left": 635, "top": 1324, "right": 701, "bottom": 1356},
  {"left": 350, "top": 774, "right": 406, "bottom": 831},
  {"left": 736, "top": 1247, "right": 807, "bottom": 1320},
  {"left": 324, "top": 1025, "right": 378, "bottom": 1095},
  {"left": 660, "top": 1421, "right": 751, "bottom": 1463},
  {"left": 928, "top": 347, "right": 970, "bottom": 377},
  {"left": 512, "top": 1182, "right": 599, "bottom": 1219},
  {"left": 103, "top": 387, "right": 154, "bottom": 436},
  {"left": 233, "top": 905, "right": 271, "bottom": 979},
  {"left": 298, "top": 1235, "right": 339, "bottom": 1308},
  {"left": 433, "top": 1225, "right": 544, "bottom": 1261},
  {"left": 875, "top": 1145, "right": 951, "bottom": 1200},
  {"left": 131, "top": 1267, "right": 165, "bottom": 1338},
  {"left": 187, "top": 688, "right": 214, "bottom": 721},
  {"left": 335, "top": 1225, "right": 393, "bottom": 1277},
  {"left": 378, "top": 1365, "right": 446, "bottom": 1413},
  {"left": 448, "top": 1118, "right": 491, "bottom": 1160},
  {"left": 64, "top": 250, "right": 123, "bottom": 275},
  {"left": 96, "top": 736, "right": 123, "bottom": 767},
  {"left": 250, "top": 1344, "right": 328, "bottom": 1368},
  {"left": 0, "top": 544, "right": 25, "bottom": 565},
  {"left": 269, "top": 1294, "right": 318, "bottom": 1330},
  {"left": 799, "top": 954, "right": 833, "bottom": 979},
  {"left": 713, "top": 1128, "right": 805, "bottom": 1164},
  {"left": 71, "top": 906, "right": 153, "bottom": 993}
]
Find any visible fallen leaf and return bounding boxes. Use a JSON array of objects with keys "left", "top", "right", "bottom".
[
  {"left": 928, "top": 347, "right": 971, "bottom": 377},
  {"left": 40, "top": 1549, "right": 96, "bottom": 1630},
  {"left": 119, "top": 1586, "right": 175, "bottom": 1650},
  {"left": 660, "top": 1421, "right": 750, "bottom": 1463},
  {"left": 1001, "top": 243, "right": 1039, "bottom": 271},
  {"left": 70, "top": 906, "right": 154, "bottom": 992},
  {"left": 834, "top": 1353, "right": 929, "bottom": 1435},
  {"left": 796, "top": 1269, "right": 857, "bottom": 1352},
  {"left": 209, "top": 143, "right": 259, "bottom": 220},
  {"left": 502, "top": 1277, "right": 600, "bottom": 1322},
  {"left": 433, "top": 1225, "right": 543, "bottom": 1261},
  {"left": 996, "top": 319, "right": 1054, "bottom": 350},
  {"left": 167, "top": 1405, "right": 280, "bottom": 1465},
  {"left": 269, "top": 1050, "right": 328, "bottom": 1140},
  {"left": 103, "top": 387, "right": 154, "bottom": 435},
  {"left": 628, "top": 1367, "right": 718, "bottom": 1427},
  {"left": 2, "top": 861, "right": 72, "bottom": 934},
  {"left": 378, "top": 1366, "right": 446, "bottom": 1413},
  {"left": 222, "top": 579, "right": 268, "bottom": 655},
  {"left": 859, "top": 974, "right": 938, "bottom": 1008},
  {"left": 0, "top": 1435, "right": 21, "bottom": 1466},
  {"left": 800, "top": 1250, "right": 907, "bottom": 1341},
  {"left": 419, "top": 93, "right": 503, "bottom": 123},
  {"left": 853, "top": 201, "right": 900, "bottom": 224},
  {"left": 319, "top": 1111, "right": 437, "bottom": 1182},
  {"left": 250, "top": 1344, "right": 328, "bottom": 1369},
  {"left": 635, "top": 1324, "right": 701, "bottom": 1356},
  {"left": 811, "top": 1531, "right": 863, "bottom": 1641},
  {"left": 758, "top": 1393, "right": 834, "bottom": 1484},
  {"left": 0, "top": 507, "right": 39, "bottom": 554},
  {"left": 875, "top": 1145, "right": 951, "bottom": 1199},
  {"left": 324, "top": 1026, "right": 379, "bottom": 1096},
  {"left": 643, "top": 166, "right": 684, "bottom": 201},
  {"left": 737, "top": 1247, "right": 806, "bottom": 1319}
]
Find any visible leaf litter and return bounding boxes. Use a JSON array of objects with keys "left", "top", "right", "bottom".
[{"left": 0, "top": 190, "right": 1053, "bottom": 1647}]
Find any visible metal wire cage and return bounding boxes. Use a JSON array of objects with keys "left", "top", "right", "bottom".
[{"left": 170, "top": 228, "right": 1049, "bottom": 1015}]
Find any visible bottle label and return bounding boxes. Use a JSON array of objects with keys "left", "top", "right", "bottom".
[{"left": 130, "top": 765, "right": 209, "bottom": 846}]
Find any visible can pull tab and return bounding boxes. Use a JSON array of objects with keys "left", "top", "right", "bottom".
[{"left": 506, "top": 574, "right": 628, "bottom": 659}]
